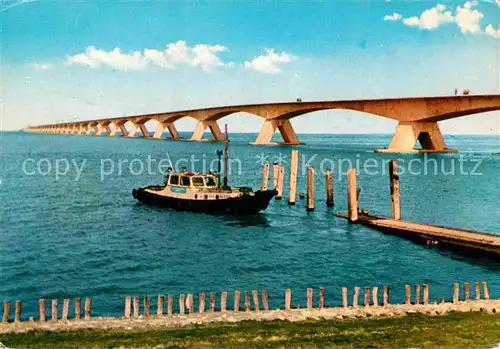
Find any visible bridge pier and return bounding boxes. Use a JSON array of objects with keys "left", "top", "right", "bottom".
[
  {"left": 137, "top": 123, "right": 151, "bottom": 138},
  {"left": 251, "top": 119, "right": 303, "bottom": 145},
  {"left": 190, "top": 121, "right": 224, "bottom": 141},
  {"left": 375, "top": 121, "right": 457, "bottom": 153},
  {"left": 154, "top": 122, "right": 180, "bottom": 139}
]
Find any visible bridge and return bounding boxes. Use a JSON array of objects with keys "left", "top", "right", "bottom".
[{"left": 23, "top": 94, "right": 500, "bottom": 153}]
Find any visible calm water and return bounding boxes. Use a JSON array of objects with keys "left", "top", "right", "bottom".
[{"left": 1, "top": 131, "right": 499, "bottom": 318}]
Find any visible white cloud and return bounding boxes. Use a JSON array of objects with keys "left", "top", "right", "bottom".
[
  {"left": 243, "top": 49, "right": 294, "bottom": 73},
  {"left": 67, "top": 41, "right": 230, "bottom": 71},
  {"left": 455, "top": 1, "right": 483, "bottom": 33},
  {"left": 402, "top": 17, "right": 420, "bottom": 27},
  {"left": 27, "top": 62, "right": 53, "bottom": 70},
  {"left": 399, "top": 4, "right": 454, "bottom": 30},
  {"left": 383, "top": 13, "right": 402, "bottom": 21},
  {"left": 485, "top": 24, "right": 500, "bottom": 38}
]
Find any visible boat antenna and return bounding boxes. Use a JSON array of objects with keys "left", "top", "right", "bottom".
[
  {"left": 216, "top": 150, "right": 223, "bottom": 188},
  {"left": 223, "top": 124, "right": 229, "bottom": 189}
]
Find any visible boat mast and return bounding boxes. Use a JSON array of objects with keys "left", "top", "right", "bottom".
[{"left": 223, "top": 124, "right": 229, "bottom": 189}]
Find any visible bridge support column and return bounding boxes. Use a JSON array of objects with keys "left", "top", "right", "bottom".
[
  {"left": 375, "top": 121, "right": 456, "bottom": 153},
  {"left": 154, "top": 122, "right": 180, "bottom": 139},
  {"left": 137, "top": 123, "right": 150, "bottom": 138},
  {"left": 252, "top": 119, "right": 303, "bottom": 145},
  {"left": 97, "top": 124, "right": 111, "bottom": 136},
  {"left": 190, "top": 121, "right": 224, "bottom": 141}
]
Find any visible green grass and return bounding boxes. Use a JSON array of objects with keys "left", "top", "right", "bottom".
[{"left": 1, "top": 312, "right": 500, "bottom": 348}]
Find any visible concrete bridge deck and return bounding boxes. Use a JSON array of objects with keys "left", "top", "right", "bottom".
[{"left": 23, "top": 94, "right": 500, "bottom": 153}]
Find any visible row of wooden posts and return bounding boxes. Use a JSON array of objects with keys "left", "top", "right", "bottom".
[
  {"left": 1, "top": 281, "right": 490, "bottom": 323},
  {"left": 261, "top": 149, "right": 334, "bottom": 211}
]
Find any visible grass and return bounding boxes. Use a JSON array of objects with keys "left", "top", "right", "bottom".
[{"left": 1, "top": 312, "right": 499, "bottom": 348}]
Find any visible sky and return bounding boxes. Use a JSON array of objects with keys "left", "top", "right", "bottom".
[{"left": 1, "top": 0, "right": 500, "bottom": 135}]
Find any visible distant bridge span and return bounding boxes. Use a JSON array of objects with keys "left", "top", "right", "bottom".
[{"left": 24, "top": 94, "right": 500, "bottom": 153}]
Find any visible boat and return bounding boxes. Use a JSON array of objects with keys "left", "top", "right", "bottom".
[{"left": 132, "top": 125, "right": 277, "bottom": 215}]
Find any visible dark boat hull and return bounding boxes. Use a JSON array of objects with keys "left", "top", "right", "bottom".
[{"left": 132, "top": 187, "right": 277, "bottom": 215}]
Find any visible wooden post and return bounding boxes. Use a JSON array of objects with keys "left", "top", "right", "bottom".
[
  {"left": 383, "top": 286, "right": 390, "bottom": 306},
  {"left": 62, "top": 299, "right": 69, "bottom": 321},
  {"left": 39, "top": 299, "right": 46, "bottom": 322},
  {"left": 482, "top": 281, "right": 490, "bottom": 300},
  {"left": 372, "top": 287, "right": 379, "bottom": 307},
  {"left": 244, "top": 291, "right": 250, "bottom": 312},
  {"left": 285, "top": 289, "right": 292, "bottom": 311},
  {"left": 261, "top": 163, "right": 270, "bottom": 191},
  {"left": 133, "top": 296, "right": 139, "bottom": 317},
  {"left": 179, "top": 294, "right": 186, "bottom": 315},
  {"left": 233, "top": 291, "right": 240, "bottom": 312},
  {"left": 307, "top": 288, "right": 313, "bottom": 310},
  {"left": 157, "top": 295, "right": 164, "bottom": 316},
  {"left": 167, "top": 295, "right": 173, "bottom": 315},
  {"left": 474, "top": 282, "right": 481, "bottom": 300},
  {"left": 415, "top": 284, "right": 421, "bottom": 305},
  {"left": 288, "top": 149, "right": 299, "bottom": 205},
  {"left": 84, "top": 298, "right": 92, "bottom": 320},
  {"left": 364, "top": 287, "right": 370, "bottom": 307},
  {"left": 262, "top": 291, "right": 269, "bottom": 311},
  {"left": 306, "top": 168, "right": 315, "bottom": 212},
  {"left": 75, "top": 298, "right": 81, "bottom": 320},
  {"left": 2, "top": 301, "right": 10, "bottom": 323},
  {"left": 464, "top": 282, "right": 471, "bottom": 301},
  {"left": 405, "top": 285, "right": 411, "bottom": 305},
  {"left": 276, "top": 166, "right": 285, "bottom": 199},
  {"left": 199, "top": 293, "right": 206, "bottom": 313},
  {"left": 209, "top": 292, "right": 216, "bottom": 312},
  {"left": 124, "top": 296, "right": 131, "bottom": 318},
  {"left": 144, "top": 296, "right": 151, "bottom": 317},
  {"left": 319, "top": 287, "right": 325, "bottom": 309},
  {"left": 186, "top": 294, "right": 194, "bottom": 314},
  {"left": 15, "top": 300, "right": 22, "bottom": 322},
  {"left": 453, "top": 282, "right": 459, "bottom": 304},
  {"left": 325, "top": 170, "right": 334, "bottom": 207},
  {"left": 252, "top": 290, "right": 259, "bottom": 311},
  {"left": 353, "top": 287, "right": 360, "bottom": 308},
  {"left": 440, "top": 297, "right": 445, "bottom": 304},
  {"left": 272, "top": 162, "right": 279, "bottom": 189},
  {"left": 342, "top": 287, "right": 348, "bottom": 308},
  {"left": 221, "top": 292, "right": 228, "bottom": 312},
  {"left": 51, "top": 299, "right": 58, "bottom": 321},
  {"left": 389, "top": 160, "right": 401, "bottom": 220},
  {"left": 423, "top": 284, "right": 429, "bottom": 305},
  {"left": 347, "top": 168, "right": 358, "bottom": 222}
]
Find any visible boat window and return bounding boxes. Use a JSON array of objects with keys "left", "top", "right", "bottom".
[
  {"left": 180, "top": 176, "right": 191, "bottom": 186},
  {"left": 192, "top": 177, "right": 204, "bottom": 187},
  {"left": 205, "top": 176, "right": 216, "bottom": 187},
  {"left": 169, "top": 175, "right": 179, "bottom": 185}
]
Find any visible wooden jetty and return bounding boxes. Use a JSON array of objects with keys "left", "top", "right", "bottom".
[{"left": 336, "top": 160, "right": 500, "bottom": 257}]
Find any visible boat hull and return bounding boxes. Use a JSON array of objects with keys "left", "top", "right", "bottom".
[{"left": 132, "top": 187, "right": 277, "bottom": 215}]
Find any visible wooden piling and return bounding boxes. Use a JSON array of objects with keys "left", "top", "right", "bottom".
[
  {"left": 186, "top": 294, "right": 194, "bottom": 314},
  {"left": 306, "top": 168, "right": 315, "bottom": 212},
  {"left": 364, "top": 287, "right": 370, "bottom": 307},
  {"left": 179, "top": 294, "right": 186, "bottom": 315},
  {"left": 75, "top": 298, "right": 81, "bottom": 320},
  {"left": 353, "top": 287, "right": 360, "bottom": 308},
  {"left": 347, "top": 168, "right": 358, "bottom": 222},
  {"left": 453, "top": 282, "right": 459, "bottom": 304},
  {"left": 209, "top": 292, "right": 216, "bottom": 312},
  {"left": 244, "top": 291, "right": 251, "bottom": 312},
  {"left": 261, "top": 163, "right": 270, "bottom": 191},
  {"left": 133, "top": 296, "right": 139, "bottom": 317},
  {"left": 389, "top": 160, "right": 401, "bottom": 220},
  {"left": 474, "top": 282, "right": 481, "bottom": 300},
  {"left": 325, "top": 170, "right": 334, "bottom": 207},
  {"left": 233, "top": 291, "right": 240, "bottom": 312},
  {"left": 440, "top": 297, "right": 445, "bottom": 304},
  {"left": 272, "top": 162, "right": 279, "bottom": 189},
  {"left": 276, "top": 166, "right": 285, "bottom": 199},
  {"left": 62, "top": 298, "right": 69, "bottom": 321},
  {"left": 464, "top": 282, "right": 471, "bottom": 301},
  {"left": 285, "top": 289, "right": 292, "bottom": 310},
  {"left": 39, "top": 299, "right": 46, "bottom": 322},
  {"left": 252, "top": 290, "right": 259, "bottom": 311},
  {"left": 157, "top": 295, "right": 164, "bottom": 316},
  {"left": 423, "top": 284, "right": 429, "bottom": 305},
  {"left": 15, "top": 300, "right": 22, "bottom": 322},
  {"left": 482, "top": 281, "right": 490, "bottom": 300},
  {"left": 405, "top": 285, "right": 411, "bottom": 305},
  {"left": 84, "top": 298, "right": 92, "bottom": 320},
  {"left": 167, "top": 295, "right": 173, "bottom": 316},
  {"left": 51, "top": 299, "right": 58, "bottom": 321},
  {"left": 415, "top": 284, "right": 421, "bottom": 305},
  {"left": 383, "top": 286, "right": 390, "bottom": 306},
  {"left": 199, "top": 293, "right": 206, "bottom": 313},
  {"left": 124, "top": 296, "right": 131, "bottom": 318},
  {"left": 319, "top": 287, "right": 325, "bottom": 309},
  {"left": 144, "top": 296, "right": 151, "bottom": 317},
  {"left": 342, "top": 287, "right": 348, "bottom": 308},
  {"left": 2, "top": 300, "right": 10, "bottom": 323},
  {"left": 288, "top": 149, "right": 299, "bottom": 205},
  {"left": 221, "top": 292, "right": 227, "bottom": 312},
  {"left": 372, "top": 287, "right": 379, "bottom": 306},
  {"left": 307, "top": 288, "right": 313, "bottom": 310},
  {"left": 262, "top": 290, "right": 269, "bottom": 311}
]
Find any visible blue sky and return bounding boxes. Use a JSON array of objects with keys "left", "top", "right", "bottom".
[{"left": 2, "top": 0, "right": 499, "bottom": 134}]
